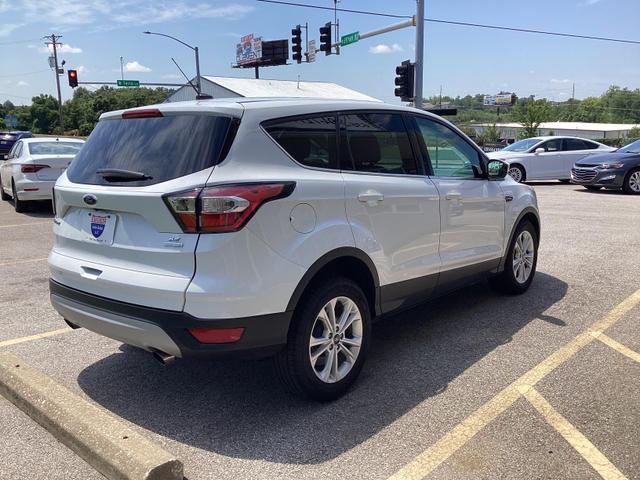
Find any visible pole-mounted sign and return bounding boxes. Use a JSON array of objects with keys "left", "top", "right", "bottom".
[
  {"left": 340, "top": 32, "right": 360, "bottom": 46},
  {"left": 117, "top": 79, "right": 140, "bottom": 87}
]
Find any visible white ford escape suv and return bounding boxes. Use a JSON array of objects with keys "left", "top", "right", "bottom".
[{"left": 49, "top": 98, "right": 540, "bottom": 400}]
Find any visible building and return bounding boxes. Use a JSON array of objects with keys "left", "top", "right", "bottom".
[
  {"left": 471, "top": 121, "right": 639, "bottom": 140},
  {"left": 165, "top": 76, "right": 380, "bottom": 103}
]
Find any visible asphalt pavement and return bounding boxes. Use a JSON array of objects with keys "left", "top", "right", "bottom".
[{"left": 0, "top": 183, "right": 638, "bottom": 480}]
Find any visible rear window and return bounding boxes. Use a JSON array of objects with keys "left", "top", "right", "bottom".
[
  {"left": 67, "top": 114, "right": 235, "bottom": 186},
  {"left": 29, "top": 142, "right": 83, "bottom": 155}
]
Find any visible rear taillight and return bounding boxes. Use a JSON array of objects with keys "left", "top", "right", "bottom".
[
  {"left": 21, "top": 164, "right": 48, "bottom": 173},
  {"left": 164, "top": 182, "right": 294, "bottom": 234}
]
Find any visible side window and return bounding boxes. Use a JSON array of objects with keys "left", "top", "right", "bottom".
[
  {"left": 414, "top": 116, "right": 482, "bottom": 178},
  {"left": 565, "top": 138, "right": 588, "bottom": 151},
  {"left": 541, "top": 139, "right": 562, "bottom": 152},
  {"left": 13, "top": 142, "right": 23, "bottom": 159},
  {"left": 341, "top": 112, "right": 418, "bottom": 175},
  {"left": 584, "top": 141, "right": 600, "bottom": 150},
  {"left": 263, "top": 115, "right": 338, "bottom": 169}
]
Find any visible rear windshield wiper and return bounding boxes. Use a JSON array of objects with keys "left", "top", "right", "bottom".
[{"left": 95, "top": 168, "right": 152, "bottom": 181}]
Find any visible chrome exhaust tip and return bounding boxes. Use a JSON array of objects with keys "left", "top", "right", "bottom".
[{"left": 152, "top": 350, "right": 176, "bottom": 366}]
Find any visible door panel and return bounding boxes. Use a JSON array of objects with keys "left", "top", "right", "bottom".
[{"left": 529, "top": 138, "right": 564, "bottom": 179}]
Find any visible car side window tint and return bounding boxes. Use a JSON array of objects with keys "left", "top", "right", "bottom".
[
  {"left": 341, "top": 113, "right": 418, "bottom": 175},
  {"left": 584, "top": 141, "right": 600, "bottom": 150},
  {"left": 414, "top": 116, "right": 482, "bottom": 178},
  {"left": 264, "top": 115, "right": 338, "bottom": 170},
  {"left": 542, "top": 139, "right": 562, "bottom": 152},
  {"left": 565, "top": 138, "right": 587, "bottom": 151}
]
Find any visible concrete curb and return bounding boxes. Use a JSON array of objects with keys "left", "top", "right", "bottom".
[{"left": 0, "top": 352, "right": 183, "bottom": 480}]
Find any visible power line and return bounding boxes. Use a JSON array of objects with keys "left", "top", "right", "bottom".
[
  {"left": 0, "top": 69, "right": 51, "bottom": 78},
  {"left": 256, "top": 0, "right": 640, "bottom": 45}
]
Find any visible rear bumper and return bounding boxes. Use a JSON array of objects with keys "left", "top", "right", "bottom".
[
  {"left": 49, "top": 280, "right": 292, "bottom": 359},
  {"left": 15, "top": 178, "right": 55, "bottom": 201}
]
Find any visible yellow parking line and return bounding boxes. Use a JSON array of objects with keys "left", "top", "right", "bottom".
[
  {"left": 387, "top": 288, "right": 640, "bottom": 480},
  {"left": 0, "top": 328, "right": 72, "bottom": 348},
  {"left": 0, "top": 221, "right": 50, "bottom": 229},
  {"left": 592, "top": 332, "right": 640, "bottom": 364},
  {"left": 0, "top": 257, "right": 48, "bottom": 267},
  {"left": 521, "top": 386, "right": 627, "bottom": 480}
]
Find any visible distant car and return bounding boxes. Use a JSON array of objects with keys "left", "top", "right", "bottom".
[
  {"left": 0, "top": 131, "right": 32, "bottom": 159},
  {"left": 571, "top": 139, "right": 640, "bottom": 194},
  {"left": 0, "top": 137, "right": 85, "bottom": 212},
  {"left": 487, "top": 136, "right": 614, "bottom": 183}
]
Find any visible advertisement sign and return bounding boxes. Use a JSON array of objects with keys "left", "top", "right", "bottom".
[
  {"left": 483, "top": 94, "right": 515, "bottom": 106},
  {"left": 236, "top": 34, "right": 263, "bottom": 66}
]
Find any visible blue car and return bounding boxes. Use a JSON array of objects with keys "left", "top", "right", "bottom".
[
  {"left": 571, "top": 139, "right": 640, "bottom": 194},
  {"left": 0, "top": 131, "right": 33, "bottom": 159}
]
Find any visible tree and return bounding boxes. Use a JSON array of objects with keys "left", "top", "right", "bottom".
[
  {"left": 3, "top": 100, "right": 15, "bottom": 110},
  {"left": 626, "top": 126, "right": 640, "bottom": 143},
  {"left": 514, "top": 99, "right": 551, "bottom": 138},
  {"left": 478, "top": 123, "right": 501, "bottom": 144},
  {"left": 29, "top": 94, "right": 60, "bottom": 134}
]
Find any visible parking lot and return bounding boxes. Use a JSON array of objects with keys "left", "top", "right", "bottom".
[{"left": 0, "top": 183, "right": 638, "bottom": 480}]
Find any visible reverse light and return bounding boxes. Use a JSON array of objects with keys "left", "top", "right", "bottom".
[
  {"left": 21, "top": 164, "right": 48, "bottom": 173},
  {"left": 164, "top": 182, "right": 295, "bottom": 234},
  {"left": 187, "top": 327, "right": 245, "bottom": 344}
]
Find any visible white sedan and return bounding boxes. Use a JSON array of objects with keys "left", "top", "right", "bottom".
[
  {"left": 0, "top": 137, "right": 84, "bottom": 212},
  {"left": 487, "top": 136, "right": 614, "bottom": 183}
]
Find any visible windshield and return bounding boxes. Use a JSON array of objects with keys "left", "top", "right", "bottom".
[
  {"left": 66, "top": 114, "right": 235, "bottom": 186},
  {"left": 619, "top": 139, "right": 640, "bottom": 154},
  {"left": 28, "top": 142, "right": 83, "bottom": 155},
  {"left": 502, "top": 138, "right": 541, "bottom": 152}
]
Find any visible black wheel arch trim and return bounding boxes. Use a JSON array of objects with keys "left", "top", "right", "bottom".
[
  {"left": 286, "top": 247, "right": 381, "bottom": 314},
  {"left": 499, "top": 206, "right": 540, "bottom": 271}
]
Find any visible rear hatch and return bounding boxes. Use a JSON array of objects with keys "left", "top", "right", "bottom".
[{"left": 50, "top": 107, "right": 240, "bottom": 311}]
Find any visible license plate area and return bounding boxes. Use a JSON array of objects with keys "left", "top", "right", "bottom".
[{"left": 82, "top": 210, "right": 117, "bottom": 245}]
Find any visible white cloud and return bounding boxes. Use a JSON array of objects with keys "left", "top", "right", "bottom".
[
  {"left": 16, "top": 81, "right": 29, "bottom": 87},
  {"left": 77, "top": 65, "right": 88, "bottom": 75},
  {"left": 39, "top": 44, "right": 83, "bottom": 54},
  {"left": 369, "top": 43, "right": 404, "bottom": 54},
  {"left": 550, "top": 78, "right": 570, "bottom": 83},
  {"left": 124, "top": 61, "right": 151, "bottom": 73}
]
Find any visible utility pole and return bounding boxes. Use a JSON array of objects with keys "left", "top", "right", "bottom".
[
  {"left": 43, "top": 34, "right": 64, "bottom": 130},
  {"left": 414, "top": 0, "right": 425, "bottom": 109},
  {"left": 120, "top": 56, "right": 124, "bottom": 80}
]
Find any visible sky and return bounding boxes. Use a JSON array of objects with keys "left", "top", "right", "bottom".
[{"left": 1, "top": 0, "right": 639, "bottom": 106}]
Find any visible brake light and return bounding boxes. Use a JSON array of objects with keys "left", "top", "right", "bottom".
[
  {"left": 122, "top": 108, "right": 163, "bottom": 119},
  {"left": 187, "top": 327, "right": 245, "bottom": 344},
  {"left": 164, "top": 182, "right": 294, "bottom": 233},
  {"left": 21, "top": 164, "right": 48, "bottom": 173}
]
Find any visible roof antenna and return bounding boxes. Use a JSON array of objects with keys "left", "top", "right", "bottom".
[{"left": 297, "top": 74, "right": 300, "bottom": 89}]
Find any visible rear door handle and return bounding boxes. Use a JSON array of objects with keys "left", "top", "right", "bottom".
[
  {"left": 358, "top": 191, "right": 384, "bottom": 204},
  {"left": 445, "top": 191, "right": 462, "bottom": 200}
]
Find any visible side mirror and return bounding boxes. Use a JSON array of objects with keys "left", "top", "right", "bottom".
[
  {"left": 487, "top": 160, "right": 508, "bottom": 179},
  {"left": 534, "top": 147, "right": 545, "bottom": 154}
]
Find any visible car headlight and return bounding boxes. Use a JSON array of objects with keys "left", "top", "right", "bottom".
[{"left": 596, "top": 162, "right": 624, "bottom": 169}]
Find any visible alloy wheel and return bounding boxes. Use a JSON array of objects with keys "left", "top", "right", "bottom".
[
  {"left": 508, "top": 167, "right": 523, "bottom": 183},
  {"left": 308, "top": 296, "right": 363, "bottom": 384},
  {"left": 629, "top": 171, "right": 640, "bottom": 192},
  {"left": 512, "top": 230, "right": 534, "bottom": 284}
]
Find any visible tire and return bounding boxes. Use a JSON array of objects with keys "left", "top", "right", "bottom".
[
  {"left": 622, "top": 168, "right": 640, "bottom": 195},
  {"left": 274, "top": 277, "right": 371, "bottom": 401},
  {"left": 489, "top": 220, "right": 538, "bottom": 295},
  {"left": 585, "top": 186, "right": 601, "bottom": 191},
  {"left": 508, "top": 164, "right": 526, "bottom": 183},
  {"left": 12, "top": 181, "right": 28, "bottom": 213},
  {"left": 558, "top": 179, "right": 571, "bottom": 183},
  {"left": 0, "top": 176, "right": 9, "bottom": 201}
]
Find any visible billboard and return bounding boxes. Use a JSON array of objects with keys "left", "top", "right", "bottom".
[
  {"left": 483, "top": 93, "right": 516, "bottom": 106},
  {"left": 236, "top": 34, "right": 263, "bottom": 66}
]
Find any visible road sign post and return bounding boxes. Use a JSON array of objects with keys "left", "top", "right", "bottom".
[
  {"left": 117, "top": 79, "right": 140, "bottom": 87},
  {"left": 340, "top": 32, "right": 360, "bottom": 46}
]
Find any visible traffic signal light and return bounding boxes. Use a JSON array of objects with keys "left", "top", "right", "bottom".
[
  {"left": 291, "top": 25, "right": 302, "bottom": 64},
  {"left": 319, "top": 22, "right": 332, "bottom": 55},
  {"left": 67, "top": 69, "right": 78, "bottom": 88},
  {"left": 394, "top": 60, "right": 414, "bottom": 102}
]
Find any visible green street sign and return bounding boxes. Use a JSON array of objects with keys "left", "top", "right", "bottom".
[
  {"left": 117, "top": 79, "right": 140, "bottom": 87},
  {"left": 340, "top": 32, "right": 360, "bottom": 46}
]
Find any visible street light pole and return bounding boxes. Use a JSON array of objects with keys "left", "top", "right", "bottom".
[
  {"left": 414, "top": 0, "right": 425, "bottom": 109},
  {"left": 142, "top": 31, "right": 210, "bottom": 99}
]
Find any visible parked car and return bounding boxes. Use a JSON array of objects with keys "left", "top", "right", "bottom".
[
  {"left": 0, "top": 137, "right": 85, "bottom": 212},
  {"left": 571, "top": 138, "right": 640, "bottom": 194},
  {"left": 487, "top": 136, "right": 614, "bottom": 183},
  {"left": 0, "top": 131, "right": 32, "bottom": 159},
  {"left": 48, "top": 98, "right": 540, "bottom": 400}
]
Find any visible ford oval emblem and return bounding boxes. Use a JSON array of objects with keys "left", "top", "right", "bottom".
[{"left": 83, "top": 194, "right": 97, "bottom": 206}]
